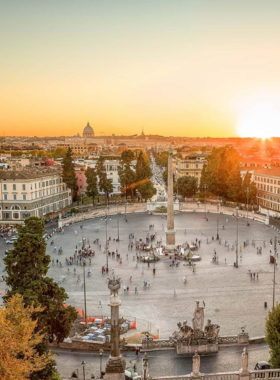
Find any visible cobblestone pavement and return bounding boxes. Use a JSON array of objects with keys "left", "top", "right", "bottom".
[
  {"left": 54, "top": 343, "right": 270, "bottom": 379},
  {"left": 0, "top": 212, "right": 279, "bottom": 339}
]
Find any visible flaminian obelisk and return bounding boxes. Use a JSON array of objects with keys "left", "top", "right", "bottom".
[
  {"left": 105, "top": 276, "right": 126, "bottom": 380},
  {"left": 165, "top": 146, "right": 176, "bottom": 249}
]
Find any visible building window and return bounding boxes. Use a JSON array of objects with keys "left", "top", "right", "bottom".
[
  {"left": 186, "top": 164, "right": 189, "bottom": 168},
  {"left": 3, "top": 194, "right": 7, "bottom": 200},
  {"left": 23, "top": 194, "right": 27, "bottom": 200},
  {"left": 196, "top": 164, "right": 198, "bottom": 168},
  {"left": 13, "top": 194, "right": 17, "bottom": 200},
  {"left": 13, "top": 212, "right": 19, "bottom": 219},
  {"left": 22, "top": 184, "right": 26, "bottom": 191},
  {"left": 3, "top": 212, "right": 10, "bottom": 219},
  {"left": 3, "top": 184, "right": 7, "bottom": 190},
  {"left": 13, "top": 184, "right": 16, "bottom": 190},
  {"left": 35, "top": 183, "right": 37, "bottom": 189}
]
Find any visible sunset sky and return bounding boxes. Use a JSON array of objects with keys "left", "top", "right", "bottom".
[{"left": 1, "top": 1, "right": 280, "bottom": 137}]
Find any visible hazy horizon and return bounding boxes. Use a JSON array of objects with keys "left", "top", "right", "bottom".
[{"left": 2, "top": 1, "right": 280, "bottom": 138}]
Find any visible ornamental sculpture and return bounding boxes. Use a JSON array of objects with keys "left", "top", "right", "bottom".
[
  {"left": 107, "top": 276, "right": 121, "bottom": 296},
  {"left": 170, "top": 300, "right": 220, "bottom": 353}
]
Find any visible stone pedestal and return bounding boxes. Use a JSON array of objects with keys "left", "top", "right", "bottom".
[
  {"left": 176, "top": 339, "right": 218, "bottom": 355},
  {"left": 237, "top": 332, "right": 249, "bottom": 345}
]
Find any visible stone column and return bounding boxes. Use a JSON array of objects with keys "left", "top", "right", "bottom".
[
  {"left": 105, "top": 277, "right": 126, "bottom": 380},
  {"left": 165, "top": 147, "right": 176, "bottom": 249}
]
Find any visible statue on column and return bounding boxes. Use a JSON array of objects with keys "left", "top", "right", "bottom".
[
  {"left": 240, "top": 348, "right": 249, "bottom": 374},
  {"left": 192, "top": 351, "right": 200, "bottom": 377},
  {"left": 192, "top": 300, "right": 205, "bottom": 331}
]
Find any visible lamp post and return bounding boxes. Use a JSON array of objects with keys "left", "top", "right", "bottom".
[
  {"left": 246, "top": 188, "right": 250, "bottom": 226},
  {"left": 125, "top": 201, "right": 128, "bottom": 222},
  {"left": 216, "top": 202, "right": 220, "bottom": 240},
  {"left": 81, "top": 361, "right": 86, "bottom": 380},
  {"left": 99, "top": 349, "right": 103, "bottom": 378},
  {"left": 235, "top": 207, "right": 239, "bottom": 268},
  {"left": 273, "top": 236, "right": 277, "bottom": 308},
  {"left": 204, "top": 185, "right": 207, "bottom": 220},
  {"left": 116, "top": 201, "right": 120, "bottom": 241},
  {"left": 83, "top": 261, "right": 87, "bottom": 323}
]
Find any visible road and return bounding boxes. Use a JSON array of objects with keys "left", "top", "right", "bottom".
[{"left": 53, "top": 343, "right": 270, "bottom": 379}]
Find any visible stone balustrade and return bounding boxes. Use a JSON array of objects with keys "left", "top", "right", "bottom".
[
  {"left": 142, "top": 333, "right": 249, "bottom": 351},
  {"left": 218, "top": 336, "right": 238, "bottom": 345},
  {"left": 250, "top": 370, "right": 280, "bottom": 379},
  {"left": 152, "top": 370, "right": 280, "bottom": 380}
]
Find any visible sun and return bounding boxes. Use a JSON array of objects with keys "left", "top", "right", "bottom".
[{"left": 237, "top": 103, "right": 280, "bottom": 139}]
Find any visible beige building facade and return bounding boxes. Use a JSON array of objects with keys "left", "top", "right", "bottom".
[
  {"left": 253, "top": 167, "right": 280, "bottom": 212},
  {"left": 175, "top": 153, "right": 206, "bottom": 184},
  {"left": 0, "top": 168, "right": 72, "bottom": 224}
]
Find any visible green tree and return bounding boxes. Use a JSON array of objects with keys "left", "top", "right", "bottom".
[
  {"left": 4, "top": 217, "right": 77, "bottom": 380},
  {"left": 242, "top": 172, "right": 257, "bottom": 205},
  {"left": 85, "top": 167, "right": 98, "bottom": 206},
  {"left": 96, "top": 156, "right": 113, "bottom": 204},
  {"left": 136, "top": 151, "right": 152, "bottom": 181},
  {"left": 137, "top": 180, "right": 156, "bottom": 201},
  {"left": 200, "top": 146, "right": 242, "bottom": 201},
  {"left": 178, "top": 176, "right": 198, "bottom": 198},
  {"left": 265, "top": 303, "right": 280, "bottom": 368},
  {"left": 118, "top": 150, "right": 137, "bottom": 200},
  {"left": 62, "top": 148, "right": 78, "bottom": 199},
  {"left": 155, "top": 151, "right": 169, "bottom": 168}
]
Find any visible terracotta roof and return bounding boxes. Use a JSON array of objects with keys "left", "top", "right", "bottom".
[
  {"left": 0, "top": 168, "right": 61, "bottom": 180},
  {"left": 254, "top": 167, "right": 280, "bottom": 177}
]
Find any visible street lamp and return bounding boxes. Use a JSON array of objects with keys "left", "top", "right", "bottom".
[
  {"left": 216, "top": 202, "right": 220, "bottom": 240},
  {"left": 116, "top": 201, "right": 120, "bottom": 241},
  {"left": 203, "top": 185, "right": 207, "bottom": 220},
  {"left": 81, "top": 361, "right": 86, "bottom": 380},
  {"left": 125, "top": 201, "right": 128, "bottom": 222},
  {"left": 99, "top": 349, "right": 103, "bottom": 378},
  {"left": 83, "top": 262, "right": 87, "bottom": 323},
  {"left": 246, "top": 188, "right": 250, "bottom": 226},
  {"left": 235, "top": 207, "right": 239, "bottom": 268}
]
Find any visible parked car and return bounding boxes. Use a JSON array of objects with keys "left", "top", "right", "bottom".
[
  {"left": 6, "top": 240, "right": 14, "bottom": 244},
  {"left": 254, "top": 361, "right": 271, "bottom": 370},
  {"left": 11, "top": 236, "right": 18, "bottom": 241}
]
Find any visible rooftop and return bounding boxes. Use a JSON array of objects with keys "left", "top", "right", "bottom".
[
  {"left": 0, "top": 168, "right": 61, "bottom": 180},
  {"left": 254, "top": 167, "right": 280, "bottom": 177}
]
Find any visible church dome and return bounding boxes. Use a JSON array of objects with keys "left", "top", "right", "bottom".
[{"left": 83, "top": 122, "right": 95, "bottom": 138}]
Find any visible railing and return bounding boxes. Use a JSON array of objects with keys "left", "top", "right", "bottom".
[
  {"left": 250, "top": 370, "right": 280, "bottom": 380},
  {"left": 218, "top": 336, "right": 238, "bottom": 345},
  {"left": 203, "top": 372, "right": 240, "bottom": 380},
  {"left": 152, "top": 370, "right": 280, "bottom": 380}
]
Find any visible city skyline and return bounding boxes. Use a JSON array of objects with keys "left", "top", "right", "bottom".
[{"left": 2, "top": 1, "right": 280, "bottom": 138}]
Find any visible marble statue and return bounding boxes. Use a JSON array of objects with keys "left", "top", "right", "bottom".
[
  {"left": 241, "top": 348, "right": 249, "bottom": 374},
  {"left": 204, "top": 319, "right": 220, "bottom": 338},
  {"left": 192, "top": 300, "right": 205, "bottom": 331},
  {"left": 192, "top": 351, "right": 200, "bottom": 376}
]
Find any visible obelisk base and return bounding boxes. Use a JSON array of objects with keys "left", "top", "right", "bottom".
[
  {"left": 105, "top": 355, "right": 126, "bottom": 380},
  {"left": 165, "top": 229, "right": 176, "bottom": 250}
]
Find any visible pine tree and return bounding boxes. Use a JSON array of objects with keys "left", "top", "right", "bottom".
[
  {"left": 85, "top": 167, "right": 98, "bottom": 206},
  {"left": 265, "top": 303, "right": 280, "bottom": 368},
  {"left": 118, "top": 150, "right": 137, "bottom": 200},
  {"left": 62, "top": 148, "right": 78, "bottom": 199}
]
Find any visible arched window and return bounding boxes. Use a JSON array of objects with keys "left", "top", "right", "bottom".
[{"left": 11, "top": 205, "right": 21, "bottom": 210}]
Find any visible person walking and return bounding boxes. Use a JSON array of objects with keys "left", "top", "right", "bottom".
[{"left": 135, "top": 286, "right": 138, "bottom": 294}]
